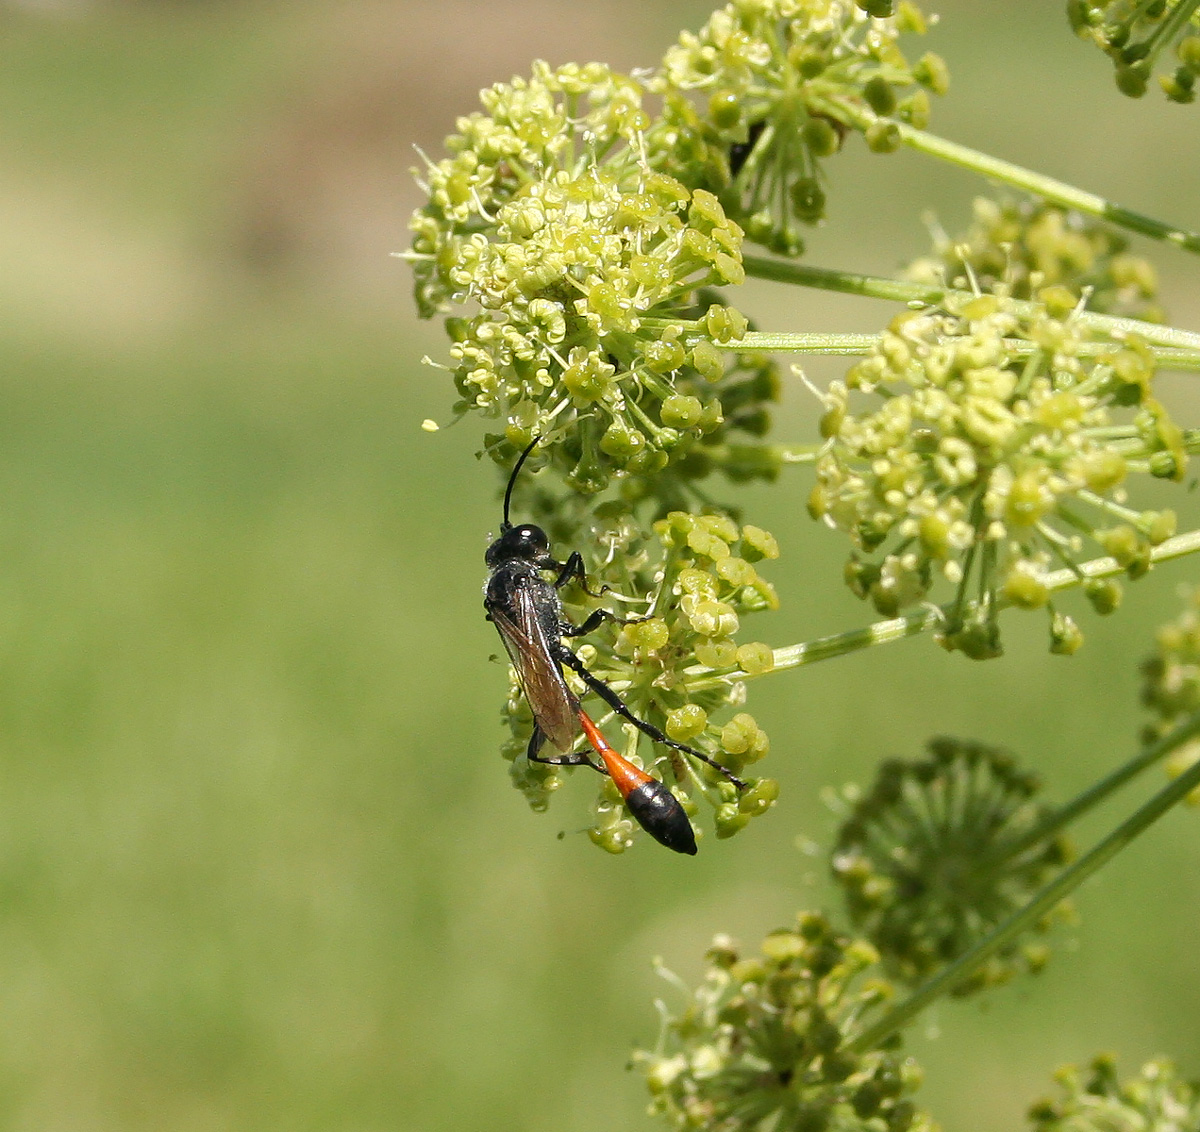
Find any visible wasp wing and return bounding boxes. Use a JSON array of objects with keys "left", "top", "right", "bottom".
[{"left": 490, "top": 582, "right": 581, "bottom": 753}]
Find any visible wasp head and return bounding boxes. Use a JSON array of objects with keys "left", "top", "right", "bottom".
[{"left": 486, "top": 522, "right": 550, "bottom": 568}]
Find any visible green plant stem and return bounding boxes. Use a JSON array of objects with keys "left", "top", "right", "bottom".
[
  {"left": 739, "top": 256, "right": 1200, "bottom": 356},
  {"left": 732, "top": 331, "right": 878, "bottom": 355},
  {"left": 683, "top": 528, "right": 1200, "bottom": 691},
  {"left": 847, "top": 707, "right": 1200, "bottom": 1055},
  {"left": 731, "top": 329, "right": 1200, "bottom": 371},
  {"left": 1143, "top": 0, "right": 1200, "bottom": 68},
  {"left": 999, "top": 714, "right": 1195, "bottom": 863},
  {"left": 819, "top": 103, "right": 1200, "bottom": 255}
]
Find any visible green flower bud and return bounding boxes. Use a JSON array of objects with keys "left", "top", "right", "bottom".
[
  {"left": 896, "top": 90, "right": 931, "bottom": 128},
  {"left": 684, "top": 597, "right": 740, "bottom": 637},
  {"left": 1049, "top": 611, "right": 1084, "bottom": 655},
  {"left": 643, "top": 338, "right": 687, "bottom": 374},
  {"left": 587, "top": 826, "right": 629, "bottom": 854},
  {"left": 914, "top": 52, "right": 950, "bottom": 95},
  {"left": 667, "top": 704, "right": 708, "bottom": 741},
  {"left": 705, "top": 304, "right": 748, "bottom": 343},
  {"left": 716, "top": 556, "right": 758, "bottom": 587},
  {"left": 714, "top": 803, "right": 750, "bottom": 838},
  {"left": 599, "top": 420, "right": 646, "bottom": 458},
  {"left": 1084, "top": 577, "right": 1123, "bottom": 615},
  {"left": 789, "top": 177, "right": 827, "bottom": 223},
  {"left": 1003, "top": 565, "right": 1050, "bottom": 609},
  {"left": 1077, "top": 448, "right": 1127, "bottom": 492},
  {"left": 917, "top": 514, "right": 950, "bottom": 558},
  {"left": 721, "top": 713, "right": 769, "bottom": 760},
  {"left": 735, "top": 641, "right": 775, "bottom": 675},
  {"left": 623, "top": 617, "right": 670, "bottom": 651},
  {"left": 1005, "top": 470, "right": 1050, "bottom": 528},
  {"left": 1145, "top": 509, "right": 1176, "bottom": 545},
  {"left": 708, "top": 89, "right": 742, "bottom": 130},
  {"left": 1037, "top": 284, "right": 1078, "bottom": 317},
  {"left": 690, "top": 340, "right": 725, "bottom": 382},
  {"left": 1115, "top": 61, "right": 1150, "bottom": 98},
  {"left": 1098, "top": 524, "right": 1141, "bottom": 566},
  {"left": 696, "top": 638, "right": 738, "bottom": 668},
  {"left": 1179, "top": 35, "right": 1200, "bottom": 68},
  {"left": 676, "top": 562, "right": 714, "bottom": 592},
  {"left": 865, "top": 120, "right": 901, "bottom": 153},
  {"left": 661, "top": 394, "right": 704, "bottom": 429},
  {"left": 863, "top": 75, "right": 897, "bottom": 115},
  {"left": 802, "top": 117, "right": 841, "bottom": 158},
  {"left": 700, "top": 514, "right": 739, "bottom": 543},
  {"left": 741, "top": 525, "right": 780, "bottom": 561},
  {"left": 737, "top": 778, "right": 778, "bottom": 816},
  {"left": 562, "top": 349, "right": 615, "bottom": 403}
]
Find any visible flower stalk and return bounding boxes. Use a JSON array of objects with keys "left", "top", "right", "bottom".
[
  {"left": 818, "top": 105, "right": 1200, "bottom": 255},
  {"left": 846, "top": 706, "right": 1200, "bottom": 1054},
  {"left": 740, "top": 257, "right": 1200, "bottom": 357},
  {"left": 685, "top": 527, "right": 1200, "bottom": 692}
]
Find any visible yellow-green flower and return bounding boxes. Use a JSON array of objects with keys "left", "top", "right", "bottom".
[{"left": 809, "top": 287, "right": 1185, "bottom": 656}]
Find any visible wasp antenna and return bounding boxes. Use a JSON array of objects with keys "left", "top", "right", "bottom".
[{"left": 502, "top": 436, "right": 541, "bottom": 530}]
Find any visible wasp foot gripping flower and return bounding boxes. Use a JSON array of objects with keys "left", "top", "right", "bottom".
[
  {"left": 647, "top": 0, "right": 946, "bottom": 256},
  {"left": 500, "top": 504, "right": 780, "bottom": 852},
  {"left": 831, "top": 737, "right": 1072, "bottom": 994},
  {"left": 406, "top": 61, "right": 781, "bottom": 502},
  {"left": 808, "top": 285, "right": 1187, "bottom": 657},
  {"left": 907, "top": 196, "right": 1164, "bottom": 322},
  {"left": 1029, "top": 1053, "right": 1200, "bottom": 1132},
  {"left": 633, "top": 912, "right": 935, "bottom": 1132},
  {"left": 1068, "top": 1, "right": 1200, "bottom": 102},
  {"left": 1139, "top": 587, "right": 1200, "bottom": 801}
]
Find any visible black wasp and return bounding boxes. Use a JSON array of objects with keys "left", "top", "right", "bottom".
[{"left": 484, "top": 437, "right": 746, "bottom": 855}]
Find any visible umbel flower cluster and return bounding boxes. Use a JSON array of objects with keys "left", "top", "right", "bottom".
[
  {"left": 647, "top": 0, "right": 948, "bottom": 256},
  {"left": 501, "top": 506, "right": 781, "bottom": 852},
  {"left": 633, "top": 912, "right": 934, "bottom": 1132},
  {"left": 808, "top": 288, "right": 1186, "bottom": 657},
  {"left": 1029, "top": 1054, "right": 1200, "bottom": 1132},
  {"left": 831, "top": 737, "right": 1072, "bottom": 994},
  {"left": 906, "top": 196, "right": 1163, "bottom": 323},
  {"left": 1068, "top": 0, "right": 1200, "bottom": 102},
  {"left": 408, "top": 3, "right": 947, "bottom": 502},
  {"left": 409, "top": 60, "right": 779, "bottom": 501}
]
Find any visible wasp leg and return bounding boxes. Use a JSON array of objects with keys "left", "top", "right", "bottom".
[
  {"left": 525, "top": 726, "right": 604, "bottom": 774},
  {"left": 536, "top": 550, "right": 605, "bottom": 599},
  {"left": 553, "top": 646, "right": 748, "bottom": 790},
  {"left": 559, "top": 606, "right": 650, "bottom": 638}
]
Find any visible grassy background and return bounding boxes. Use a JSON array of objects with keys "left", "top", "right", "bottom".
[{"left": 0, "top": 1, "right": 1198, "bottom": 1129}]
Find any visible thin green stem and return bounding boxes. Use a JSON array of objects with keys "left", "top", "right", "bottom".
[
  {"left": 999, "top": 715, "right": 1193, "bottom": 863},
  {"left": 820, "top": 102, "right": 1200, "bottom": 255},
  {"left": 732, "top": 331, "right": 880, "bottom": 355},
  {"left": 739, "top": 256, "right": 1200, "bottom": 356},
  {"left": 847, "top": 707, "right": 1200, "bottom": 1054},
  {"left": 1144, "top": 0, "right": 1200, "bottom": 68},
  {"left": 732, "top": 329, "right": 1200, "bottom": 372},
  {"left": 741, "top": 257, "right": 929, "bottom": 302},
  {"left": 683, "top": 528, "right": 1200, "bottom": 691},
  {"left": 703, "top": 442, "right": 820, "bottom": 467}
]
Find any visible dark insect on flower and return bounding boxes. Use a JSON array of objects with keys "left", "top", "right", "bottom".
[{"left": 484, "top": 439, "right": 747, "bottom": 854}]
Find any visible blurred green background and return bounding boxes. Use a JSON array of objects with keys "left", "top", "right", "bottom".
[{"left": 1, "top": 1, "right": 1198, "bottom": 1129}]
